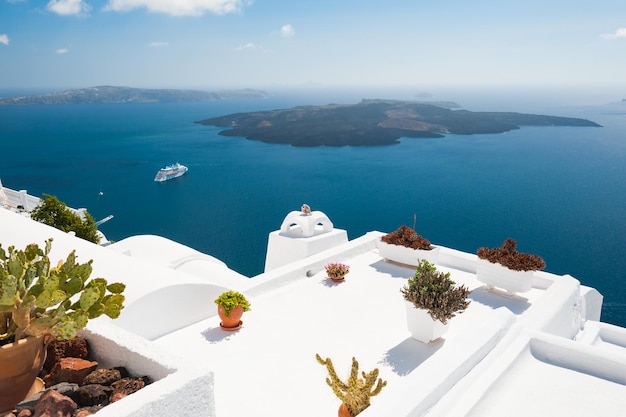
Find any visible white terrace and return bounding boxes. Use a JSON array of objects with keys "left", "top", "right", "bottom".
[{"left": 0, "top": 201, "right": 625, "bottom": 417}]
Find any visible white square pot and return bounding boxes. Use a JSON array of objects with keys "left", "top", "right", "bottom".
[
  {"left": 378, "top": 241, "right": 440, "bottom": 267},
  {"left": 404, "top": 300, "right": 449, "bottom": 343},
  {"left": 476, "top": 259, "right": 534, "bottom": 294}
]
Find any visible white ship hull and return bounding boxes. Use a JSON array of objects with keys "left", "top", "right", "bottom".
[{"left": 154, "top": 163, "right": 188, "bottom": 182}]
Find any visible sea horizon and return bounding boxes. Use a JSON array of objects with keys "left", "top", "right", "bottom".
[{"left": 0, "top": 87, "right": 624, "bottom": 327}]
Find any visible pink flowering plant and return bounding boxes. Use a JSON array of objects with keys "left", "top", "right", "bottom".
[{"left": 325, "top": 262, "right": 350, "bottom": 280}]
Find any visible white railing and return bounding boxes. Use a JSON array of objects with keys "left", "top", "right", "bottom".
[{"left": 0, "top": 184, "right": 85, "bottom": 219}]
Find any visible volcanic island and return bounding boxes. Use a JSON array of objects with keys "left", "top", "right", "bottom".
[{"left": 196, "top": 99, "right": 601, "bottom": 147}]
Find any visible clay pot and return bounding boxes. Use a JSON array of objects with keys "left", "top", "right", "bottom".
[
  {"left": 218, "top": 305, "right": 244, "bottom": 330},
  {"left": 0, "top": 336, "right": 47, "bottom": 414},
  {"left": 330, "top": 275, "right": 346, "bottom": 282},
  {"left": 338, "top": 403, "right": 352, "bottom": 417}
]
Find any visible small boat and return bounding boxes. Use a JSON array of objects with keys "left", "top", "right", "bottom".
[{"left": 154, "top": 163, "right": 188, "bottom": 182}]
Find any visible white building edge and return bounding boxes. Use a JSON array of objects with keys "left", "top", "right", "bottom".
[{"left": 0, "top": 186, "right": 624, "bottom": 417}]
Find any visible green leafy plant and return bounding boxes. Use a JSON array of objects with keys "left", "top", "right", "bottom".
[
  {"left": 315, "top": 354, "right": 387, "bottom": 416},
  {"left": 0, "top": 238, "right": 125, "bottom": 345},
  {"left": 380, "top": 225, "right": 432, "bottom": 250},
  {"left": 325, "top": 262, "right": 350, "bottom": 280},
  {"left": 401, "top": 259, "right": 470, "bottom": 324},
  {"left": 30, "top": 194, "right": 100, "bottom": 244},
  {"left": 214, "top": 290, "right": 251, "bottom": 317},
  {"left": 477, "top": 238, "right": 546, "bottom": 271}
]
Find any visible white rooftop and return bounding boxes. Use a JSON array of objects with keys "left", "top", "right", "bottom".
[{"left": 0, "top": 203, "right": 624, "bottom": 417}]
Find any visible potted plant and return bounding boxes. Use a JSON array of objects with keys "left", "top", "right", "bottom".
[
  {"left": 476, "top": 238, "right": 546, "bottom": 294},
  {"left": 315, "top": 354, "right": 387, "bottom": 417},
  {"left": 400, "top": 259, "right": 470, "bottom": 343},
  {"left": 378, "top": 224, "right": 439, "bottom": 266},
  {"left": 0, "top": 238, "right": 126, "bottom": 414},
  {"left": 214, "top": 290, "right": 251, "bottom": 331},
  {"left": 325, "top": 262, "right": 350, "bottom": 282}
]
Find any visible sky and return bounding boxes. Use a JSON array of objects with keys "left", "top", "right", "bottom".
[{"left": 0, "top": 0, "right": 625, "bottom": 91}]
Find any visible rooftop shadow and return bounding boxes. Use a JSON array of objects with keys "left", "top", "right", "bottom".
[
  {"left": 469, "top": 286, "right": 531, "bottom": 315},
  {"left": 370, "top": 259, "right": 414, "bottom": 280},
  {"left": 319, "top": 277, "right": 348, "bottom": 288},
  {"left": 201, "top": 326, "right": 242, "bottom": 344},
  {"left": 381, "top": 337, "right": 444, "bottom": 376}
]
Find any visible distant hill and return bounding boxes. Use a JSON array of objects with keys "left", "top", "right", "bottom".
[
  {"left": 196, "top": 99, "right": 602, "bottom": 147},
  {"left": 0, "top": 86, "right": 269, "bottom": 105}
]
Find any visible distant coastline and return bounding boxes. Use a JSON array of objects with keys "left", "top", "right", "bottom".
[
  {"left": 196, "top": 99, "right": 602, "bottom": 147},
  {"left": 0, "top": 86, "right": 269, "bottom": 105}
]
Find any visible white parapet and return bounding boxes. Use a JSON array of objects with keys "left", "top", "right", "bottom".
[
  {"left": 264, "top": 208, "right": 348, "bottom": 272},
  {"left": 79, "top": 320, "right": 216, "bottom": 417}
]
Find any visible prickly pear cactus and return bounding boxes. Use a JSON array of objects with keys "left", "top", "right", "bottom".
[
  {"left": 315, "top": 354, "right": 387, "bottom": 416},
  {"left": 0, "top": 238, "right": 125, "bottom": 344}
]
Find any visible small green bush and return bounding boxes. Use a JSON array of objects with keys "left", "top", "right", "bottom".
[
  {"left": 30, "top": 195, "right": 100, "bottom": 244},
  {"left": 401, "top": 259, "right": 470, "bottom": 324}
]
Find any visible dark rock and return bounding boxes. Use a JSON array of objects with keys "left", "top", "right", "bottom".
[
  {"left": 44, "top": 338, "right": 90, "bottom": 373},
  {"left": 45, "top": 383, "right": 80, "bottom": 401},
  {"left": 75, "top": 385, "right": 112, "bottom": 407},
  {"left": 81, "top": 368, "right": 126, "bottom": 386},
  {"left": 110, "top": 377, "right": 148, "bottom": 396},
  {"left": 32, "top": 390, "right": 77, "bottom": 417},
  {"left": 16, "top": 383, "right": 79, "bottom": 411},
  {"left": 109, "top": 392, "right": 127, "bottom": 403},
  {"left": 74, "top": 406, "right": 102, "bottom": 417},
  {"left": 43, "top": 358, "right": 98, "bottom": 386}
]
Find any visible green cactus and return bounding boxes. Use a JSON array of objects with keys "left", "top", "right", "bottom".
[
  {"left": 315, "top": 354, "right": 387, "bottom": 416},
  {"left": 0, "top": 238, "right": 125, "bottom": 345}
]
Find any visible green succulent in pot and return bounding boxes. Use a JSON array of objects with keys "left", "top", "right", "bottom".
[
  {"left": 315, "top": 353, "right": 387, "bottom": 417},
  {"left": 214, "top": 290, "right": 251, "bottom": 318},
  {"left": 214, "top": 290, "right": 251, "bottom": 330},
  {"left": 401, "top": 259, "right": 470, "bottom": 325},
  {"left": 0, "top": 238, "right": 125, "bottom": 414},
  {"left": 0, "top": 238, "right": 126, "bottom": 345}
]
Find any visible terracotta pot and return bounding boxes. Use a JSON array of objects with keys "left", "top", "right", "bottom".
[
  {"left": 218, "top": 305, "right": 244, "bottom": 330},
  {"left": 0, "top": 336, "right": 47, "bottom": 414},
  {"left": 338, "top": 403, "right": 352, "bottom": 417},
  {"left": 330, "top": 275, "right": 346, "bottom": 282}
]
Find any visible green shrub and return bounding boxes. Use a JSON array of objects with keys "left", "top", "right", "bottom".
[
  {"left": 30, "top": 195, "right": 100, "bottom": 244},
  {"left": 401, "top": 259, "right": 470, "bottom": 324}
]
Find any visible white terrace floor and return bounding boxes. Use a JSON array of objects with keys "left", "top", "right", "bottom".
[
  {"left": 1, "top": 207, "right": 625, "bottom": 417},
  {"left": 150, "top": 237, "right": 625, "bottom": 417}
]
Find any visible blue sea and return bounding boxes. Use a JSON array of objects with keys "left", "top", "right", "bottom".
[{"left": 1, "top": 87, "right": 625, "bottom": 327}]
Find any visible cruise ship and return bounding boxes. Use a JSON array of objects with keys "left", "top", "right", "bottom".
[{"left": 153, "top": 162, "right": 188, "bottom": 182}]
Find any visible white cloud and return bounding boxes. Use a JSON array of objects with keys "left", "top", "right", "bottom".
[
  {"left": 235, "top": 42, "right": 264, "bottom": 51},
  {"left": 0, "top": 34, "right": 9, "bottom": 46},
  {"left": 47, "top": 0, "right": 91, "bottom": 15},
  {"left": 280, "top": 24, "right": 295, "bottom": 38},
  {"left": 104, "top": 0, "right": 248, "bottom": 16},
  {"left": 149, "top": 41, "right": 169, "bottom": 47},
  {"left": 56, "top": 48, "right": 69, "bottom": 54},
  {"left": 600, "top": 28, "right": 626, "bottom": 40}
]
